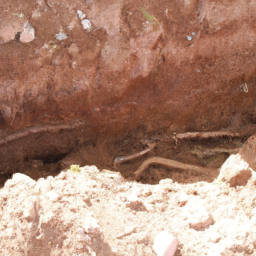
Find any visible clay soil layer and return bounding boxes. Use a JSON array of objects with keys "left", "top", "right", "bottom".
[{"left": 1, "top": 0, "right": 256, "bottom": 174}]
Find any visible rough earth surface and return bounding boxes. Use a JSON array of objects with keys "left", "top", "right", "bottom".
[
  {"left": 2, "top": 1, "right": 256, "bottom": 254},
  {"left": 1, "top": 135, "right": 256, "bottom": 256},
  {"left": 1, "top": 0, "right": 256, "bottom": 177}
]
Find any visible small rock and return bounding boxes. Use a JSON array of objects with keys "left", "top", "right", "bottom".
[
  {"left": 20, "top": 21, "right": 35, "bottom": 43},
  {"left": 144, "top": 202, "right": 155, "bottom": 212},
  {"left": 55, "top": 33, "right": 67, "bottom": 41},
  {"left": 41, "top": 211, "right": 54, "bottom": 224},
  {"left": 172, "top": 192, "right": 190, "bottom": 207},
  {"left": 127, "top": 187, "right": 140, "bottom": 202},
  {"left": 46, "top": 191, "right": 60, "bottom": 201},
  {"left": 217, "top": 154, "right": 252, "bottom": 187},
  {"left": 68, "top": 43, "right": 79, "bottom": 56},
  {"left": 23, "top": 201, "right": 36, "bottom": 221},
  {"left": 5, "top": 173, "right": 36, "bottom": 188},
  {"left": 83, "top": 216, "right": 101, "bottom": 236},
  {"left": 153, "top": 230, "right": 178, "bottom": 256},
  {"left": 134, "top": 232, "right": 149, "bottom": 244},
  {"left": 186, "top": 35, "right": 192, "bottom": 41},
  {"left": 209, "top": 232, "right": 221, "bottom": 243},
  {"left": 4, "top": 228, "right": 16, "bottom": 239},
  {"left": 159, "top": 178, "right": 173, "bottom": 185},
  {"left": 240, "top": 134, "right": 256, "bottom": 171},
  {"left": 183, "top": 197, "right": 213, "bottom": 230},
  {"left": 141, "top": 186, "right": 152, "bottom": 197},
  {"left": 77, "top": 10, "right": 86, "bottom": 20},
  {"left": 81, "top": 19, "right": 92, "bottom": 31}
]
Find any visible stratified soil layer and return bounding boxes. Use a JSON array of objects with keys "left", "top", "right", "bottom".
[{"left": 1, "top": 0, "right": 256, "bottom": 176}]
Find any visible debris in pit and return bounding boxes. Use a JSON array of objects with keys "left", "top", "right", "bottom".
[{"left": 114, "top": 143, "right": 156, "bottom": 165}]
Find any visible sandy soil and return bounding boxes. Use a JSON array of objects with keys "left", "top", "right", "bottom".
[{"left": 1, "top": 150, "right": 256, "bottom": 256}]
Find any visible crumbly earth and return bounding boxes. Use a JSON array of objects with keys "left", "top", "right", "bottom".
[
  {"left": 1, "top": 164, "right": 256, "bottom": 256},
  {"left": 1, "top": 0, "right": 256, "bottom": 177}
]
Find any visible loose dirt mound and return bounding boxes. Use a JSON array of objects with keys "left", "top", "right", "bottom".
[{"left": 1, "top": 160, "right": 256, "bottom": 256}]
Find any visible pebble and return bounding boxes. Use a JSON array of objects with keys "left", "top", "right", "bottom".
[
  {"left": 81, "top": 19, "right": 92, "bottom": 31},
  {"left": 183, "top": 197, "right": 213, "bottom": 230},
  {"left": 83, "top": 216, "right": 101, "bottom": 236},
  {"left": 153, "top": 230, "right": 178, "bottom": 256},
  {"left": 55, "top": 33, "right": 67, "bottom": 41},
  {"left": 217, "top": 154, "right": 252, "bottom": 187},
  {"left": 46, "top": 191, "right": 60, "bottom": 202},
  {"left": 186, "top": 35, "right": 192, "bottom": 41},
  {"left": 77, "top": 10, "right": 86, "bottom": 20},
  {"left": 20, "top": 21, "right": 35, "bottom": 43}
]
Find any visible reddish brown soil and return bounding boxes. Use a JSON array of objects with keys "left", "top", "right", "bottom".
[{"left": 1, "top": 0, "right": 256, "bottom": 183}]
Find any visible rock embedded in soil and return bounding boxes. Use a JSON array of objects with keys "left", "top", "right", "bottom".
[
  {"left": 240, "top": 134, "right": 256, "bottom": 171},
  {"left": 83, "top": 215, "right": 101, "bottom": 236},
  {"left": 217, "top": 154, "right": 252, "bottom": 187},
  {"left": 153, "top": 230, "right": 178, "bottom": 256},
  {"left": 183, "top": 197, "right": 213, "bottom": 230},
  {"left": 19, "top": 21, "right": 35, "bottom": 43}
]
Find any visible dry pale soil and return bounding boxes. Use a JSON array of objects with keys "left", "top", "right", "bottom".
[{"left": 1, "top": 135, "right": 256, "bottom": 256}]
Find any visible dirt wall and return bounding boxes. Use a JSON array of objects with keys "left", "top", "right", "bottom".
[{"left": 1, "top": 0, "right": 256, "bottom": 174}]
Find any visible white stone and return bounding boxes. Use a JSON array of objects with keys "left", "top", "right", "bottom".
[
  {"left": 173, "top": 192, "right": 190, "bottom": 207},
  {"left": 81, "top": 19, "right": 92, "bottom": 31},
  {"left": 23, "top": 202, "right": 35, "bottom": 221},
  {"left": 5, "top": 173, "right": 36, "bottom": 188},
  {"left": 41, "top": 211, "right": 54, "bottom": 224},
  {"left": 20, "top": 21, "right": 35, "bottom": 43},
  {"left": 183, "top": 197, "right": 213, "bottom": 230},
  {"left": 55, "top": 33, "right": 67, "bottom": 41},
  {"left": 218, "top": 154, "right": 252, "bottom": 187},
  {"left": 77, "top": 10, "right": 86, "bottom": 20},
  {"left": 83, "top": 217, "right": 101, "bottom": 236},
  {"left": 46, "top": 191, "right": 60, "bottom": 201},
  {"left": 209, "top": 232, "right": 221, "bottom": 243},
  {"left": 141, "top": 186, "right": 152, "bottom": 197},
  {"left": 153, "top": 230, "right": 178, "bottom": 256}
]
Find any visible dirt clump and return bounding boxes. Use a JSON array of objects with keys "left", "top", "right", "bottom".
[{"left": 1, "top": 147, "right": 256, "bottom": 255}]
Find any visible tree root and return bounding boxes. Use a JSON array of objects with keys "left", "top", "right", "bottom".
[
  {"left": 114, "top": 143, "right": 156, "bottom": 165},
  {"left": 134, "top": 156, "right": 217, "bottom": 180},
  {"left": 176, "top": 131, "right": 240, "bottom": 140},
  {"left": 0, "top": 122, "right": 84, "bottom": 146}
]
